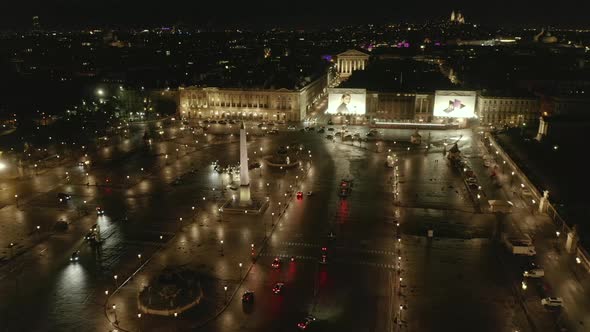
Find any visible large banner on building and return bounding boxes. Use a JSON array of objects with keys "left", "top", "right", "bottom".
[
  {"left": 433, "top": 90, "right": 477, "bottom": 118},
  {"left": 327, "top": 88, "right": 366, "bottom": 114}
]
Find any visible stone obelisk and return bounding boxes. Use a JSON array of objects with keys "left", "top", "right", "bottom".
[{"left": 239, "top": 121, "right": 252, "bottom": 206}]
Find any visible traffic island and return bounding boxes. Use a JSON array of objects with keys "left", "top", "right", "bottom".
[
  {"left": 220, "top": 196, "right": 269, "bottom": 215},
  {"left": 137, "top": 266, "right": 203, "bottom": 316}
]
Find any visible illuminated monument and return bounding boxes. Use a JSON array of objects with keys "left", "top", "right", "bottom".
[
  {"left": 238, "top": 121, "right": 252, "bottom": 206},
  {"left": 221, "top": 122, "right": 267, "bottom": 215}
]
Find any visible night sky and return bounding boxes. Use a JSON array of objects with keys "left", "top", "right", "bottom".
[{"left": 1, "top": 0, "right": 588, "bottom": 28}]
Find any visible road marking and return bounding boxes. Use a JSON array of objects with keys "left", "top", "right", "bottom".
[
  {"left": 278, "top": 242, "right": 397, "bottom": 256},
  {"left": 280, "top": 242, "right": 320, "bottom": 248},
  {"left": 260, "top": 253, "right": 315, "bottom": 261},
  {"left": 261, "top": 253, "right": 397, "bottom": 270}
]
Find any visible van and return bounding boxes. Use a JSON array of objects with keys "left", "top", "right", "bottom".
[{"left": 488, "top": 200, "right": 513, "bottom": 213}]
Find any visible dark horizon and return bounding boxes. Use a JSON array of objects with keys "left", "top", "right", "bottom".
[{"left": 2, "top": 0, "right": 590, "bottom": 29}]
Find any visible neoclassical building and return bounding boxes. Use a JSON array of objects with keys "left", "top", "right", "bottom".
[
  {"left": 336, "top": 50, "right": 369, "bottom": 78},
  {"left": 476, "top": 94, "right": 539, "bottom": 126},
  {"left": 179, "top": 74, "right": 327, "bottom": 122}
]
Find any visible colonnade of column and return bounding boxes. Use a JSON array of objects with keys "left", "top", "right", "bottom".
[{"left": 337, "top": 57, "right": 367, "bottom": 75}]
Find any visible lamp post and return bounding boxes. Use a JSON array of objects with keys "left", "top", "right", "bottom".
[
  {"left": 14, "top": 194, "right": 18, "bottom": 208},
  {"left": 220, "top": 240, "right": 224, "bottom": 256},
  {"left": 239, "top": 262, "right": 243, "bottom": 279},
  {"left": 224, "top": 285, "right": 228, "bottom": 303},
  {"left": 271, "top": 212, "right": 275, "bottom": 226},
  {"left": 112, "top": 304, "right": 118, "bottom": 325},
  {"left": 9, "top": 242, "right": 15, "bottom": 259},
  {"left": 137, "top": 313, "right": 142, "bottom": 332},
  {"left": 114, "top": 274, "right": 118, "bottom": 288}
]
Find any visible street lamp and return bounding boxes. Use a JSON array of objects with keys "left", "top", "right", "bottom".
[
  {"left": 137, "top": 313, "right": 142, "bottom": 332},
  {"left": 239, "top": 262, "right": 243, "bottom": 279},
  {"left": 112, "top": 304, "right": 118, "bottom": 324},
  {"left": 114, "top": 275, "right": 118, "bottom": 287},
  {"left": 220, "top": 240, "right": 224, "bottom": 256},
  {"left": 224, "top": 285, "right": 228, "bottom": 303}
]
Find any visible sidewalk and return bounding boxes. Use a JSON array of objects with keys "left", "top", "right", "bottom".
[{"left": 478, "top": 131, "right": 590, "bottom": 331}]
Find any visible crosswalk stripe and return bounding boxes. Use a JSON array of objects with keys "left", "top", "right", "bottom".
[
  {"left": 261, "top": 253, "right": 397, "bottom": 270},
  {"left": 278, "top": 242, "right": 397, "bottom": 255}
]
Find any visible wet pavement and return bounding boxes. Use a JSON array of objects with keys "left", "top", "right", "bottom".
[{"left": 0, "top": 120, "right": 583, "bottom": 332}]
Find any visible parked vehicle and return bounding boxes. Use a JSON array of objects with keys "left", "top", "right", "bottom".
[{"left": 523, "top": 268, "right": 545, "bottom": 278}]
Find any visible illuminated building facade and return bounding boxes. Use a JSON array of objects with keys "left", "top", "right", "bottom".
[{"left": 179, "top": 75, "right": 327, "bottom": 122}]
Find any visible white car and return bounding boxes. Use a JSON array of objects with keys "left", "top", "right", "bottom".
[
  {"left": 306, "top": 191, "right": 313, "bottom": 196},
  {"left": 523, "top": 268, "right": 544, "bottom": 278},
  {"left": 541, "top": 297, "right": 563, "bottom": 307}
]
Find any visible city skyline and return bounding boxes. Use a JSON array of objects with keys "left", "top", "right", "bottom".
[{"left": 2, "top": 1, "right": 590, "bottom": 28}]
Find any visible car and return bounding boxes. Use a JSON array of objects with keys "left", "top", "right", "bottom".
[
  {"left": 267, "top": 122, "right": 275, "bottom": 126},
  {"left": 54, "top": 220, "right": 69, "bottom": 232},
  {"left": 272, "top": 257, "right": 281, "bottom": 269},
  {"left": 218, "top": 120, "right": 227, "bottom": 125},
  {"left": 327, "top": 127, "right": 334, "bottom": 131},
  {"left": 70, "top": 250, "right": 80, "bottom": 262},
  {"left": 272, "top": 282, "right": 285, "bottom": 294},
  {"left": 326, "top": 135, "right": 334, "bottom": 140},
  {"left": 209, "top": 120, "right": 217, "bottom": 124},
  {"left": 242, "top": 290, "right": 254, "bottom": 303},
  {"left": 318, "top": 128, "right": 325, "bottom": 133},
  {"left": 297, "top": 191, "right": 303, "bottom": 199},
  {"left": 172, "top": 177, "right": 183, "bottom": 185},
  {"left": 320, "top": 246, "right": 328, "bottom": 264},
  {"left": 268, "top": 129, "right": 279, "bottom": 134},
  {"left": 523, "top": 268, "right": 545, "bottom": 278},
  {"left": 541, "top": 297, "right": 563, "bottom": 307},
  {"left": 277, "top": 120, "right": 285, "bottom": 125},
  {"left": 228, "top": 119, "right": 237, "bottom": 124},
  {"left": 248, "top": 162, "right": 261, "bottom": 170},
  {"left": 466, "top": 177, "right": 478, "bottom": 184},
  {"left": 84, "top": 230, "right": 97, "bottom": 242},
  {"left": 288, "top": 125, "right": 297, "bottom": 130},
  {"left": 297, "top": 315, "right": 317, "bottom": 330},
  {"left": 96, "top": 207, "right": 105, "bottom": 216},
  {"left": 306, "top": 191, "right": 313, "bottom": 196},
  {"left": 468, "top": 183, "right": 479, "bottom": 190},
  {"left": 57, "top": 193, "right": 72, "bottom": 201}
]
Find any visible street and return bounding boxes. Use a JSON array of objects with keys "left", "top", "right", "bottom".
[{"left": 0, "top": 119, "right": 582, "bottom": 332}]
